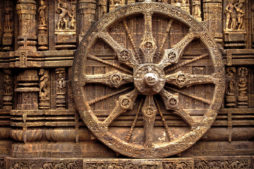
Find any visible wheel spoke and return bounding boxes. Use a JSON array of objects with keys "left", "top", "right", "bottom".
[
  {"left": 84, "top": 71, "right": 133, "bottom": 88},
  {"left": 97, "top": 32, "right": 138, "bottom": 67},
  {"left": 88, "top": 54, "right": 132, "bottom": 74},
  {"left": 88, "top": 87, "right": 132, "bottom": 105},
  {"left": 140, "top": 12, "right": 157, "bottom": 63},
  {"left": 159, "top": 19, "right": 174, "bottom": 56},
  {"left": 155, "top": 99, "right": 171, "bottom": 141},
  {"left": 125, "top": 98, "right": 143, "bottom": 142},
  {"left": 166, "top": 87, "right": 212, "bottom": 105},
  {"left": 166, "top": 71, "right": 217, "bottom": 88},
  {"left": 123, "top": 20, "right": 141, "bottom": 64},
  {"left": 142, "top": 96, "right": 157, "bottom": 148},
  {"left": 103, "top": 89, "right": 138, "bottom": 127},
  {"left": 159, "top": 89, "right": 179, "bottom": 110},
  {"left": 159, "top": 31, "right": 198, "bottom": 68},
  {"left": 173, "top": 108, "right": 197, "bottom": 129},
  {"left": 166, "top": 53, "right": 209, "bottom": 73}
]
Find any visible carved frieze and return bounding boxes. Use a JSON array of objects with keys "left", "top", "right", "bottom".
[
  {"left": 55, "top": 0, "right": 77, "bottom": 49},
  {"left": 171, "top": 0, "right": 190, "bottom": 13},
  {"left": 225, "top": 0, "right": 245, "bottom": 32}
]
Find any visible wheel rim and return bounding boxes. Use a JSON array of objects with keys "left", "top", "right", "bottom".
[{"left": 72, "top": 2, "right": 225, "bottom": 158}]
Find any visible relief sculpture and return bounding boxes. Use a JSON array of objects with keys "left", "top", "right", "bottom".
[
  {"left": 0, "top": 0, "right": 254, "bottom": 168},
  {"left": 56, "top": 0, "right": 76, "bottom": 31},
  {"left": 225, "top": 0, "right": 245, "bottom": 31}
]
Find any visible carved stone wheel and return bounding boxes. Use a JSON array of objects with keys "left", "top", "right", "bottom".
[{"left": 72, "top": 2, "right": 225, "bottom": 158}]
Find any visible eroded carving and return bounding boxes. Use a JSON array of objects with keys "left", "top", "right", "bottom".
[{"left": 226, "top": 67, "right": 237, "bottom": 107}]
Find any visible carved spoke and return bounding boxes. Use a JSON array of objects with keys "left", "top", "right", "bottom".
[
  {"left": 84, "top": 71, "right": 133, "bottom": 88},
  {"left": 123, "top": 20, "right": 141, "bottom": 64},
  {"left": 166, "top": 53, "right": 209, "bottom": 73},
  {"left": 88, "top": 87, "right": 132, "bottom": 105},
  {"left": 88, "top": 54, "right": 132, "bottom": 74},
  {"left": 159, "top": 89, "right": 179, "bottom": 110},
  {"left": 103, "top": 89, "right": 138, "bottom": 127},
  {"left": 166, "top": 87, "right": 212, "bottom": 105},
  {"left": 142, "top": 96, "right": 157, "bottom": 148},
  {"left": 159, "top": 19, "right": 174, "bottom": 56},
  {"left": 125, "top": 99, "right": 143, "bottom": 142},
  {"left": 166, "top": 71, "right": 217, "bottom": 88},
  {"left": 159, "top": 31, "right": 198, "bottom": 68},
  {"left": 97, "top": 32, "right": 138, "bottom": 68},
  {"left": 173, "top": 108, "right": 197, "bottom": 129},
  {"left": 140, "top": 12, "right": 157, "bottom": 63}
]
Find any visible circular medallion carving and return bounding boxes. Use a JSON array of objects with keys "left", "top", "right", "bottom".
[{"left": 72, "top": 2, "right": 225, "bottom": 158}]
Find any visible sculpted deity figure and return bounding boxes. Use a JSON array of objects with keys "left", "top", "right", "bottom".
[
  {"left": 39, "top": 69, "right": 49, "bottom": 100},
  {"left": 38, "top": 0, "right": 47, "bottom": 26},
  {"left": 234, "top": 1, "right": 245, "bottom": 30}
]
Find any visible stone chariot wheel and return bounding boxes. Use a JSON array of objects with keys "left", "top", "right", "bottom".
[{"left": 72, "top": 2, "right": 225, "bottom": 158}]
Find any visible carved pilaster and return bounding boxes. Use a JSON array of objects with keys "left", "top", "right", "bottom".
[
  {"left": 171, "top": 0, "right": 190, "bottom": 14},
  {"left": 2, "top": 0, "right": 14, "bottom": 51},
  {"left": 38, "top": 0, "right": 48, "bottom": 50},
  {"left": 15, "top": 70, "right": 39, "bottom": 110},
  {"left": 203, "top": 0, "right": 223, "bottom": 43},
  {"left": 56, "top": 68, "right": 67, "bottom": 109},
  {"left": 39, "top": 69, "right": 50, "bottom": 109},
  {"left": 224, "top": 0, "right": 247, "bottom": 48},
  {"left": 3, "top": 69, "right": 13, "bottom": 110},
  {"left": 55, "top": 0, "right": 77, "bottom": 49},
  {"left": 16, "top": 0, "right": 37, "bottom": 51},
  {"left": 78, "top": 0, "right": 96, "bottom": 42},
  {"left": 192, "top": 0, "right": 202, "bottom": 21},
  {"left": 237, "top": 67, "right": 248, "bottom": 108},
  {"left": 225, "top": 67, "right": 237, "bottom": 108}
]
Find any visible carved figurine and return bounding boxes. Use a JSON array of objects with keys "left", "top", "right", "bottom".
[
  {"left": 234, "top": 1, "right": 245, "bottom": 30},
  {"left": 226, "top": 67, "right": 236, "bottom": 107},
  {"left": 38, "top": 0, "right": 47, "bottom": 26},
  {"left": 238, "top": 67, "right": 248, "bottom": 107},
  {"left": 192, "top": 0, "right": 201, "bottom": 21}
]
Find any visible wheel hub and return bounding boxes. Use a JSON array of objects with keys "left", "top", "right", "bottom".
[{"left": 134, "top": 64, "right": 165, "bottom": 95}]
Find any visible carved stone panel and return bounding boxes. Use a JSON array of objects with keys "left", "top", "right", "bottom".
[{"left": 72, "top": 2, "right": 225, "bottom": 158}]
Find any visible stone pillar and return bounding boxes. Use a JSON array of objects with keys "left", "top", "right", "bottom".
[
  {"left": 16, "top": 0, "right": 37, "bottom": 51},
  {"left": 38, "top": 0, "right": 48, "bottom": 50},
  {"left": 78, "top": 0, "right": 97, "bottom": 42},
  {"left": 15, "top": 70, "right": 39, "bottom": 110},
  {"left": 2, "top": 0, "right": 14, "bottom": 51},
  {"left": 203, "top": 0, "right": 223, "bottom": 43}
]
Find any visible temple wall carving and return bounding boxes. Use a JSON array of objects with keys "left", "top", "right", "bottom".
[{"left": 0, "top": 0, "right": 253, "bottom": 168}]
